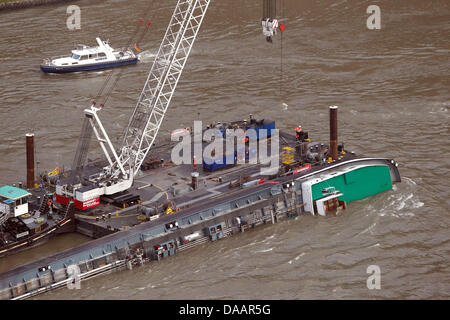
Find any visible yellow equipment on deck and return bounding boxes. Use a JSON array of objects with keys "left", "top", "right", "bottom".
[{"left": 282, "top": 147, "right": 294, "bottom": 165}]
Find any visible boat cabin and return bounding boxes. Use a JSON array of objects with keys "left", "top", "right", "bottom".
[
  {"left": 71, "top": 52, "right": 108, "bottom": 61},
  {"left": 0, "top": 185, "right": 31, "bottom": 217},
  {"left": 69, "top": 39, "right": 115, "bottom": 63}
]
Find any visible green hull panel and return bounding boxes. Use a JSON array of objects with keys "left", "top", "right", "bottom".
[{"left": 311, "top": 165, "right": 393, "bottom": 203}]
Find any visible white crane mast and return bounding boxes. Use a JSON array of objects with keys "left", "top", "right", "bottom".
[{"left": 114, "top": 0, "right": 211, "bottom": 178}]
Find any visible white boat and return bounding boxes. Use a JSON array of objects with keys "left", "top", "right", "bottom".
[{"left": 40, "top": 37, "right": 139, "bottom": 73}]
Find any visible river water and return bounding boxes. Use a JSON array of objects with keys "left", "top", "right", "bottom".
[{"left": 0, "top": 0, "right": 449, "bottom": 299}]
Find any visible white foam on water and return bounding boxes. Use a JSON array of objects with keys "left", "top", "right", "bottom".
[
  {"left": 398, "top": 212, "right": 415, "bottom": 217},
  {"left": 230, "top": 240, "right": 258, "bottom": 254},
  {"left": 262, "top": 234, "right": 275, "bottom": 243},
  {"left": 404, "top": 177, "right": 417, "bottom": 186},
  {"left": 138, "top": 50, "right": 157, "bottom": 63},
  {"left": 378, "top": 191, "right": 419, "bottom": 218},
  {"left": 247, "top": 240, "right": 258, "bottom": 247},
  {"left": 295, "top": 252, "right": 305, "bottom": 260},
  {"left": 429, "top": 103, "right": 448, "bottom": 114},
  {"left": 396, "top": 193, "right": 413, "bottom": 210},
  {"left": 357, "top": 222, "right": 377, "bottom": 236},
  {"left": 255, "top": 247, "right": 273, "bottom": 253},
  {"left": 288, "top": 252, "right": 305, "bottom": 265},
  {"left": 412, "top": 201, "right": 424, "bottom": 208}
]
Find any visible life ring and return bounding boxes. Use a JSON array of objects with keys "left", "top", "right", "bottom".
[{"left": 47, "top": 199, "right": 53, "bottom": 207}]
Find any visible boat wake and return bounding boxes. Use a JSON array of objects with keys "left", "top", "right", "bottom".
[
  {"left": 138, "top": 50, "right": 157, "bottom": 63},
  {"left": 378, "top": 177, "right": 423, "bottom": 218},
  {"left": 255, "top": 247, "right": 273, "bottom": 253},
  {"left": 288, "top": 252, "right": 305, "bottom": 264}
]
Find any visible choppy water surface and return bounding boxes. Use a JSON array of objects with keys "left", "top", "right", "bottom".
[{"left": 0, "top": 0, "right": 449, "bottom": 299}]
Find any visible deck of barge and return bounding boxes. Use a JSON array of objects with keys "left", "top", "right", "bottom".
[
  {"left": 69, "top": 130, "right": 344, "bottom": 234},
  {"left": 70, "top": 130, "right": 292, "bottom": 233}
]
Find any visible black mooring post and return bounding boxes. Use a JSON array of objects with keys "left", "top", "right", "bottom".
[
  {"left": 329, "top": 106, "right": 338, "bottom": 160},
  {"left": 26, "top": 133, "right": 35, "bottom": 189}
]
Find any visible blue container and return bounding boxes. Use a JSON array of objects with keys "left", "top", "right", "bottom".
[{"left": 249, "top": 120, "right": 275, "bottom": 139}]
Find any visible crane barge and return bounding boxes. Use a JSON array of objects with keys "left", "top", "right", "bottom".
[{"left": 0, "top": 0, "right": 400, "bottom": 300}]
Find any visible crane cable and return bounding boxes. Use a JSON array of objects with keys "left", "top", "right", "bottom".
[
  {"left": 279, "top": 0, "right": 285, "bottom": 109},
  {"left": 99, "top": 19, "right": 153, "bottom": 107},
  {"left": 93, "top": 1, "right": 154, "bottom": 106},
  {"left": 280, "top": 24, "right": 283, "bottom": 99},
  {"left": 94, "top": 21, "right": 144, "bottom": 100}
]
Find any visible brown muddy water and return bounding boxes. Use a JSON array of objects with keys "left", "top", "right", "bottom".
[{"left": 0, "top": 0, "right": 449, "bottom": 299}]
